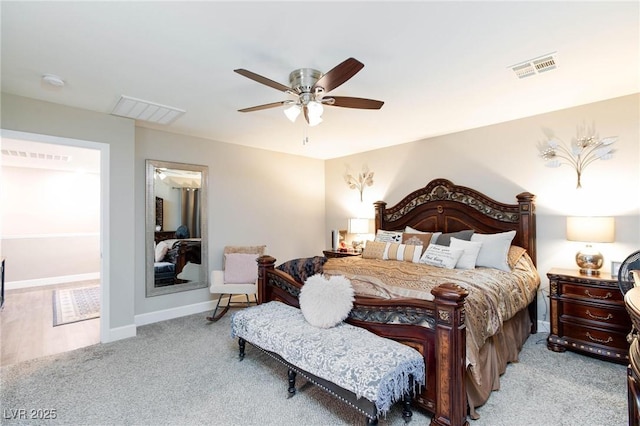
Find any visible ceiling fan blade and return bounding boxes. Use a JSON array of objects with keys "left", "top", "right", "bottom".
[
  {"left": 326, "top": 96, "right": 384, "bottom": 110},
  {"left": 234, "top": 69, "right": 291, "bottom": 93},
  {"left": 313, "top": 58, "right": 364, "bottom": 93},
  {"left": 238, "top": 101, "right": 287, "bottom": 113}
]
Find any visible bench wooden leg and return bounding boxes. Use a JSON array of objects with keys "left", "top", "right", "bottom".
[
  {"left": 238, "top": 338, "right": 246, "bottom": 361},
  {"left": 287, "top": 368, "right": 297, "bottom": 398},
  {"left": 402, "top": 392, "right": 413, "bottom": 423}
]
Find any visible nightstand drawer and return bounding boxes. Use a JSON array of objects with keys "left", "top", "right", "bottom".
[
  {"left": 561, "top": 300, "right": 630, "bottom": 329},
  {"left": 560, "top": 321, "right": 630, "bottom": 350},
  {"left": 547, "top": 268, "right": 631, "bottom": 364},
  {"left": 562, "top": 282, "right": 623, "bottom": 303}
]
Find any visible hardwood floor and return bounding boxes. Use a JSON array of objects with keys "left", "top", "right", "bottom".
[{"left": 0, "top": 280, "right": 100, "bottom": 366}]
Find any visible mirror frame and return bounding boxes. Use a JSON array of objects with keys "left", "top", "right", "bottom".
[{"left": 145, "top": 159, "right": 209, "bottom": 297}]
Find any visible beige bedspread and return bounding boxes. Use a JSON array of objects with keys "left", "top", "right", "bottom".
[{"left": 323, "top": 251, "right": 540, "bottom": 381}]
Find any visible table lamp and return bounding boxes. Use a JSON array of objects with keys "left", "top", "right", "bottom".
[
  {"left": 348, "top": 218, "right": 369, "bottom": 252},
  {"left": 566, "top": 216, "right": 615, "bottom": 276}
]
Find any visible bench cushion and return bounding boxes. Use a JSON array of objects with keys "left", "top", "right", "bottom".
[{"left": 231, "top": 301, "right": 425, "bottom": 415}]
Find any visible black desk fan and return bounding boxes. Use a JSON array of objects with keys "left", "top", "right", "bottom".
[{"left": 619, "top": 250, "right": 640, "bottom": 296}]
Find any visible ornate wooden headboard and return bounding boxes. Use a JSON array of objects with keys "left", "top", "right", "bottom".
[{"left": 374, "top": 178, "right": 537, "bottom": 265}]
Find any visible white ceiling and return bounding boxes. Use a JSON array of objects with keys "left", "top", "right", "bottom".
[{"left": 1, "top": 1, "right": 638, "bottom": 160}]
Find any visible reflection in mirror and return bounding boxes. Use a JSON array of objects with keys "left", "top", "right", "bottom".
[{"left": 146, "top": 160, "right": 208, "bottom": 297}]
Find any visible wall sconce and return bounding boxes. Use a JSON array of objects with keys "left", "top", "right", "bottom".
[
  {"left": 537, "top": 124, "right": 617, "bottom": 188},
  {"left": 566, "top": 216, "right": 615, "bottom": 276},
  {"left": 344, "top": 165, "right": 374, "bottom": 202},
  {"left": 348, "top": 218, "right": 369, "bottom": 252}
]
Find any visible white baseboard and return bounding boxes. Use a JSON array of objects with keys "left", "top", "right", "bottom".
[
  {"left": 134, "top": 300, "right": 217, "bottom": 327},
  {"left": 98, "top": 300, "right": 217, "bottom": 344},
  {"left": 6, "top": 272, "right": 100, "bottom": 290},
  {"left": 104, "top": 324, "right": 137, "bottom": 343},
  {"left": 537, "top": 319, "right": 550, "bottom": 334}
]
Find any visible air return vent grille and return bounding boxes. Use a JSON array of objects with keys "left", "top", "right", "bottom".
[
  {"left": 510, "top": 52, "right": 558, "bottom": 79},
  {"left": 1, "top": 149, "right": 71, "bottom": 162},
  {"left": 111, "top": 95, "right": 185, "bottom": 125}
]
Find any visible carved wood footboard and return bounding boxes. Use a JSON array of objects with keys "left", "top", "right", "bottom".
[{"left": 258, "top": 255, "right": 470, "bottom": 426}]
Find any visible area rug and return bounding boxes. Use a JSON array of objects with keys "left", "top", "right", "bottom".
[{"left": 52, "top": 285, "right": 100, "bottom": 326}]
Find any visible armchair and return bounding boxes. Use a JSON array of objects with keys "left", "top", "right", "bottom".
[{"left": 205, "top": 245, "right": 266, "bottom": 322}]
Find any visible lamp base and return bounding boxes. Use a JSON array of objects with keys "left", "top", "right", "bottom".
[
  {"left": 576, "top": 244, "right": 604, "bottom": 276},
  {"left": 579, "top": 268, "right": 601, "bottom": 276}
]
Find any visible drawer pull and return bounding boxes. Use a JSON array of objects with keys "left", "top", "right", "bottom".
[
  {"left": 586, "top": 332, "right": 613, "bottom": 344},
  {"left": 585, "top": 290, "right": 612, "bottom": 300},
  {"left": 585, "top": 310, "right": 613, "bottom": 321}
]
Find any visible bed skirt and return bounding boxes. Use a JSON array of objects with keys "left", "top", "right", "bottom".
[{"left": 466, "top": 308, "right": 532, "bottom": 419}]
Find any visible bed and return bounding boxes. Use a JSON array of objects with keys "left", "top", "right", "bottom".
[
  {"left": 257, "top": 178, "right": 539, "bottom": 426},
  {"left": 154, "top": 236, "right": 202, "bottom": 286}
]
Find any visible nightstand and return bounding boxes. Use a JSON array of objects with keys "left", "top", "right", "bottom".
[
  {"left": 547, "top": 268, "right": 631, "bottom": 364},
  {"left": 625, "top": 287, "right": 640, "bottom": 424},
  {"left": 322, "top": 250, "right": 361, "bottom": 259}
]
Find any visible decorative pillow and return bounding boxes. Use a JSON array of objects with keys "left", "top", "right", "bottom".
[
  {"left": 471, "top": 230, "right": 516, "bottom": 272},
  {"left": 383, "top": 242, "right": 422, "bottom": 263},
  {"left": 224, "top": 253, "right": 259, "bottom": 284},
  {"left": 374, "top": 230, "right": 403, "bottom": 243},
  {"left": 299, "top": 274, "right": 354, "bottom": 328},
  {"left": 362, "top": 240, "right": 387, "bottom": 259},
  {"left": 155, "top": 241, "right": 169, "bottom": 262},
  {"left": 450, "top": 237, "right": 483, "bottom": 270},
  {"left": 419, "top": 244, "right": 464, "bottom": 269},
  {"left": 402, "top": 233, "right": 434, "bottom": 254},
  {"left": 508, "top": 245, "right": 528, "bottom": 269},
  {"left": 435, "top": 230, "right": 474, "bottom": 246},
  {"left": 404, "top": 226, "right": 427, "bottom": 234},
  {"left": 277, "top": 256, "right": 327, "bottom": 283}
]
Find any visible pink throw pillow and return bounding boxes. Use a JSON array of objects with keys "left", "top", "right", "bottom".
[{"left": 224, "top": 253, "right": 258, "bottom": 284}]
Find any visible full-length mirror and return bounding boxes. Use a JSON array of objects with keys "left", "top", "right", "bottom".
[{"left": 146, "top": 160, "right": 208, "bottom": 297}]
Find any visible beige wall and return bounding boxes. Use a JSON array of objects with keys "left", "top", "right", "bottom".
[
  {"left": 325, "top": 94, "right": 640, "bottom": 326},
  {"left": 1, "top": 166, "right": 100, "bottom": 282},
  {"left": 135, "top": 127, "right": 325, "bottom": 316},
  {"left": 1, "top": 94, "right": 326, "bottom": 335},
  {"left": 2, "top": 93, "right": 135, "bottom": 334}
]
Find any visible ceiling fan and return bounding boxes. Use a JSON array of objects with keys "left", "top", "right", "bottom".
[{"left": 234, "top": 58, "right": 384, "bottom": 127}]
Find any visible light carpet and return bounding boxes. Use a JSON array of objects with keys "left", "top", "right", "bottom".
[
  {"left": 1, "top": 311, "right": 627, "bottom": 425},
  {"left": 52, "top": 285, "right": 100, "bottom": 326}
]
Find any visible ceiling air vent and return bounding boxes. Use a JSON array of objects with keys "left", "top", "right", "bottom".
[
  {"left": 1, "top": 149, "right": 71, "bottom": 162},
  {"left": 510, "top": 52, "right": 558, "bottom": 79},
  {"left": 111, "top": 95, "right": 185, "bottom": 125}
]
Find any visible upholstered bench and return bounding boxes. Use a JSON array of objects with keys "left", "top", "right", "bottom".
[{"left": 231, "top": 301, "right": 425, "bottom": 425}]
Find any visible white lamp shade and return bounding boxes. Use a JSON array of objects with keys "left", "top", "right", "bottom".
[
  {"left": 566, "top": 216, "right": 615, "bottom": 243},
  {"left": 306, "top": 101, "right": 323, "bottom": 127},
  {"left": 284, "top": 104, "right": 301, "bottom": 122},
  {"left": 347, "top": 218, "right": 369, "bottom": 234}
]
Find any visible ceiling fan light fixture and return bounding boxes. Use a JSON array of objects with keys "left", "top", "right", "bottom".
[
  {"left": 284, "top": 104, "right": 301, "bottom": 122},
  {"left": 235, "top": 58, "right": 383, "bottom": 126},
  {"left": 308, "top": 114, "right": 323, "bottom": 127},
  {"left": 307, "top": 101, "right": 324, "bottom": 127}
]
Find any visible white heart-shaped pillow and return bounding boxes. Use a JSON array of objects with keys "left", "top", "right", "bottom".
[{"left": 299, "top": 274, "right": 354, "bottom": 328}]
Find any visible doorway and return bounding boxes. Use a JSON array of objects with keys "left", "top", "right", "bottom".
[{"left": 0, "top": 130, "right": 109, "bottom": 365}]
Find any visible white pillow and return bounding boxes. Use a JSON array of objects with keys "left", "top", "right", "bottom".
[
  {"left": 419, "top": 244, "right": 464, "bottom": 269},
  {"left": 471, "top": 230, "right": 516, "bottom": 272},
  {"left": 404, "top": 226, "right": 441, "bottom": 244},
  {"left": 450, "top": 237, "right": 483, "bottom": 270},
  {"left": 404, "top": 226, "right": 426, "bottom": 234},
  {"left": 224, "top": 253, "right": 259, "bottom": 284},
  {"left": 383, "top": 242, "right": 422, "bottom": 263},
  {"left": 374, "top": 230, "right": 403, "bottom": 243},
  {"left": 299, "top": 274, "right": 355, "bottom": 328},
  {"left": 155, "top": 241, "right": 169, "bottom": 262}
]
